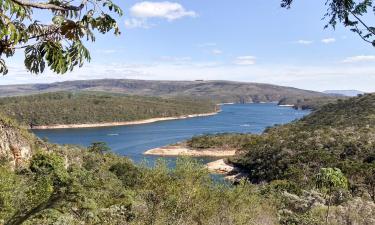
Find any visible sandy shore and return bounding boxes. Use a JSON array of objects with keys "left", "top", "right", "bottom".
[
  {"left": 278, "top": 104, "right": 295, "bottom": 107},
  {"left": 31, "top": 111, "right": 219, "bottom": 130},
  {"left": 144, "top": 145, "right": 236, "bottom": 157}
]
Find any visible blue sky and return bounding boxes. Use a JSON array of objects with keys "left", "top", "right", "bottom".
[{"left": 3, "top": 0, "right": 375, "bottom": 92}]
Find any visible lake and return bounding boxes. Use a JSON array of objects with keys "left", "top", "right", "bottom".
[{"left": 33, "top": 103, "right": 309, "bottom": 163}]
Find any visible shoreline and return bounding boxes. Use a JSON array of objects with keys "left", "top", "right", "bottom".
[
  {"left": 30, "top": 102, "right": 299, "bottom": 130},
  {"left": 144, "top": 144, "right": 236, "bottom": 157},
  {"left": 31, "top": 111, "right": 219, "bottom": 130}
]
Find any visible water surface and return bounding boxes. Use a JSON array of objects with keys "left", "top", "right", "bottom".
[{"left": 34, "top": 104, "right": 309, "bottom": 163}]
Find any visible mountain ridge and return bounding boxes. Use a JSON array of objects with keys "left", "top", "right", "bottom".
[{"left": 0, "top": 79, "right": 330, "bottom": 105}]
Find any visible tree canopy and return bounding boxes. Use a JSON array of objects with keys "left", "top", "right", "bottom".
[
  {"left": 282, "top": 0, "right": 375, "bottom": 47},
  {"left": 0, "top": 0, "right": 123, "bottom": 75}
]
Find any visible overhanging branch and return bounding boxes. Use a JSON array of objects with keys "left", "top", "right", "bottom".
[{"left": 10, "top": 0, "right": 88, "bottom": 11}]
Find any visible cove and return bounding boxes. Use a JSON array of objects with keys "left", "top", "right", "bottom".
[{"left": 33, "top": 103, "right": 309, "bottom": 163}]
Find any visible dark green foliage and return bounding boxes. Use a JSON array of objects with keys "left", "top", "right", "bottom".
[
  {"left": 301, "top": 93, "right": 375, "bottom": 127},
  {"left": 0, "top": 92, "right": 216, "bottom": 126},
  {"left": 88, "top": 142, "right": 111, "bottom": 155},
  {"left": 187, "top": 133, "right": 256, "bottom": 150},
  {"left": 278, "top": 96, "right": 346, "bottom": 110},
  {"left": 109, "top": 161, "right": 140, "bottom": 188},
  {"left": 0, "top": 0, "right": 122, "bottom": 75}
]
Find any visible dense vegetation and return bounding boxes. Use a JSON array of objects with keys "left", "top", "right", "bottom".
[
  {"left": 1, "top": 93, "right": 375, "bottom": 224},
  {"left": 278, "top": 96, "right": 346, "bottom": 110},
  {"left": 0, "top": 141, "right": 278, "bottom": 224},
  {"left": 0, "top": 92, "right": 216, "bottom": 127},
  {"left": 187, "top": 94, "right": 375, "bottom": 224},
  {"left": 187, "top": 133, "right": 256, "bottom": 150},
  {"left": 189, "top": 94, "right": 375, "bottom": 196}
]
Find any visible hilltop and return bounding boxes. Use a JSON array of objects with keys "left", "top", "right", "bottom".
[{"left": 0, "top": 79, "right": 330, "bottom": 105}]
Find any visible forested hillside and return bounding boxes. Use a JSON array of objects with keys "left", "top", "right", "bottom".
[
  {"left": 0, "top": 92, "right": 216, "bottom": 127},
  {"left": 278, "top": 95, "right": 346, "bottom": 110},
  {"left": 187, "top": 94, "right": 375, "bottom": 224},
  {"left": 189, "top": 94, "right": 375, "bottom": 190},
  {"left": 0, "top": 79, "right": 331, "bottom": 105}
]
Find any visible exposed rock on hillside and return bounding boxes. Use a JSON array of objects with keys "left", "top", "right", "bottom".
[{"left": 0, "top": 116, "right": 34, "bottom": 168}]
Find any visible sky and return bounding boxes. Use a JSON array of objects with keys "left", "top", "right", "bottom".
[{"left": 2, "top": 0, "right": 375, "bottom": 92}]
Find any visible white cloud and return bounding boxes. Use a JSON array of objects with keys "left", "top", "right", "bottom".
[
  {"left": 321, "top": 38, "right": 336, "bottom": 44},
  {"left": 125, "top": 18, "right": 150, "bottom": 29},
  {"left": 211, "top": 49, "right": 223, "bottom": 55},
  {"left": 342, "top": 55, "right": 375, "bottom": 63},
  {"left": 297, "top": 40, "right": 313, "bottom": 45},
  {"left": 130, "top": 1, "right": 197, "bottom": 21},
  {"left": 234, "top": 56, "right": 256, "bottom": 65}
]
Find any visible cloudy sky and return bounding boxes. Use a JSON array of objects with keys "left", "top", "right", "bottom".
[{"left": 2, "top": 0, "right": 375, "bottom": 92}]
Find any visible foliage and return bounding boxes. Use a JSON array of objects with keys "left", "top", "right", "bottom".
[
  {"left": 278, "top": 96, "right": 346, "bottom": 110},
  {"left": 0, "top": 0, "right": 122, "bottom": 75},
  {"left": 0, "top": 91, "right": 216, "bottom": 126},
  {"left": 282, "top": 0, "right": 375, "bottom": 47},
  {"left": 186, "top": 94, "right": 375, "bottom": 202},
  {"left": 0, "top": 149, "right": 280, "bottom": 224},
  {"left": 187, "top": 133, "right": 256, "bottom": 150},
  {"left": 315, "top": 168, "right": 348, "bottom": 193},
  {"left": 315, "top": 168, "right": 348, "bottom": 224},
  {"left": 133, "top": 158, "right": 278, "bottom": 225},
  {"left": 88, "top": 142, "right": 111, "bottom": 155}
]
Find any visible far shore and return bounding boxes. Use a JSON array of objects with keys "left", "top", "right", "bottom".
[
  {"left": 31, "top": 111, "right": 219, "bottom": 130},
  {"left": 30, "top": 102, "right": 297, "bottom": 130},
  {"left": 144, "top": 144, "right": 236, "bottom": 157}
]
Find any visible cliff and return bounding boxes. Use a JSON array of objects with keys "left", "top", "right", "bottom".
[{"left": 0, "top": 115, "right": 35, "bottom": 168}]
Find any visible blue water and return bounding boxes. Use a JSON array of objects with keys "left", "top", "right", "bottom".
[{"left": 33, "top": 104, "right": 309, "bottom": 163}]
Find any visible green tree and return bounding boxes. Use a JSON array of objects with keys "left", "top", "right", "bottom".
[
  {"left": 315, "top": 167, "right": 348, "bottom": 225},
  {"left": 5, "top": 152, "right": 69, "bottom": 225},
  {"left": 0, "top": 0, "right": 122, "bottom": 75},
  {"left": 88, "top": 142, "right": 111, "bottom": 154},
  {"left": 282, "top": 0, "right": 375, "bottom": 46}
]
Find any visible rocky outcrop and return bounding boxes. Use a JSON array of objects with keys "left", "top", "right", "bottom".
[
  {"left": 206, "top": 159, "right": 249, "bottom": 183},
  {"left": 0, "top": 117, "right": 34, "bottom": 168}
]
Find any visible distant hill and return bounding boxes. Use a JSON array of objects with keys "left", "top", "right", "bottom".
[
  {"left": 0, "top": 79, "right": 330, "bottom": 105},
  {"left": 323, "top": 90, "right": 365, "bottom": 97}
]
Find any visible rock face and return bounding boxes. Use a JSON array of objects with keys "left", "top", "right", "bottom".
[{"left": 0, "top": 118, "right": 34, "bottom": 168}]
